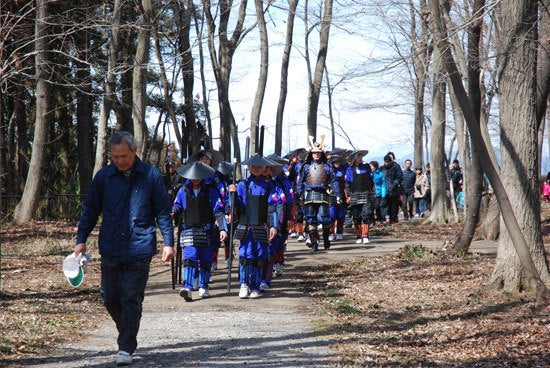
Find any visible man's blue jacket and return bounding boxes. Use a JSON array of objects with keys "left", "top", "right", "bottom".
[{"left": 77, "top": 156, "right": 174, "bottom": 262}]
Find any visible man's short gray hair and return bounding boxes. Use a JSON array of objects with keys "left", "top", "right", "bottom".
[{"left": 108, "top": 131, "right": 136, "bottom": 150}]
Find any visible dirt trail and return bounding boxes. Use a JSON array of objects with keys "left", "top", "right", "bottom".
[{"left": 21, "top": 234, "right": 497, "bottom": 368}]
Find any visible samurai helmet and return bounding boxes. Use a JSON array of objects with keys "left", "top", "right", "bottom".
[{"left": 307, "top": 135, "right": 326, "bottom": 153}]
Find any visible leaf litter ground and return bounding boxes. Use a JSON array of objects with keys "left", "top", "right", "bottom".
[{"left": 1, "top": 213, "right": 550, "bottom": 367}]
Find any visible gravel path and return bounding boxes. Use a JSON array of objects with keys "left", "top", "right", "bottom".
[{"left": 20, "top": 235, "right": 497, "bottom": 368}]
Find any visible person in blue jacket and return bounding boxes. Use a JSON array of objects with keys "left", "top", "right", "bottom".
[
  {"left": 74, "top": 131, "right": 174, "bottom": 366},
  {"left": 171, "top": 161, "right": 229, "bottom": 301},
  {"left": 231, "top": 154, "right": 279, "bottom": 299},
  {"left": 370, "top": 161, "right": 387, "bottom": 224}
]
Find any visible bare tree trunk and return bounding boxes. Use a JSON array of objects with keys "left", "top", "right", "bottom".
[
  {"left": 13, "top": 0, "right": 50, "bottom": 224},
  {"left": 489, "top": 0, "right": 550, "bottom": 292},
  {"left": 250, "top": 0, "right": 269, "bottom": 155},
  {"left": 177, "top": 0, "right": 198, "bottom": 157},
  {"left": 202, "top": 0, "right": 246, "bottom": 162},
  {"left": 409, "top": 0, "right": 431, "bottom": 169},
  {"left": 194, "top": 9, "right": 213, "bottom": 151},
  {"left": 306, "top": 0, "right": 333, "bottom": 138},
  {"left": 427, "top": 48, "right": 449, "bottom": 224},
  {"left": 480, "top": 193, "right": 500, "bottom": 240},
  {"left": 94, "top": 0, "right": 123, "bottom": 175},
  {"left": 275, "top": 0, "right": 299, "bottom": 156},
  {"left": 451, "top": 0, "right": 485, "bottom": 253},
  {"left": 133, "top": 0, "right": 152, "bottom": 158},
  {"left": 431, "top": 0, "right": 549, "bottom": 300}
]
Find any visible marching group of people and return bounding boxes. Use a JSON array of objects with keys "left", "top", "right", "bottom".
[
  {"left": 162, "top": 135, "right": 441, "bottom": 305},
  {"left": 73, "top": 131, "right": 438, "bottom": 366}
]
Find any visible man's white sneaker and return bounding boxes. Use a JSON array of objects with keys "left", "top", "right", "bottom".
[
  {"left": 199, "top": 288, "right": 210, "bottom": 298},
  {"left": 239, "top": 284, "right": 250, "bottom": 299},
  {"left": 363, "top": 237, "right": 370, "bottom": 244},
  {"left": 289, "top": 231, "right": 297, "bottom": 238},
  {"left": 328, "top": 234, "right": 335, "bottom": 241},
  {"left": 179, "top": 288, "right": 192, "bottom": 302},
  {"left": 336, "top": 233, "right": 343, "bottom": 240},
  {"left": 305, "top": 236, "right": 312, "bottom": 246},
  {"left": 249, "top": 290, "right": 262, "bottom": 299},
  {"left": 356, "top": 238, "right": 362, "bottom": 244},
  {"left": 115, "top": 351, "right": 132, "bottom": 366},
  {"left": 297, "top": 234, "right": 305, "bottom": 242},
  {"left": 211, "top": 262, "right": 217, "bottom": 271}
]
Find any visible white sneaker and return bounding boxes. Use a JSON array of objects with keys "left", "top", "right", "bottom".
[
  {"left": 211, "top": 262, "right": 218, "bottom": 271},
  {"left": 297, "top": 234, "right": 305, "bottom": 242},
  {"left": 239, "top": 284, "right": 250, "bottom": 299},
  {"left": 274, "top": 263, "right": 284, "bottom": 276},
  {"left": 289, "top": 231, "right": 297, "bottom": 238},
  {"left": 199, "top": 288, "right": 210, "bottom": 298},
  {"left": 116, "top": 351, "right": 132, "bottom": 366},
  {"left": 328, "top": 234, "right": 335, "bottom": 241},
  {"left": 336, "top": 233, "right": 343, "bottom": 240},
  {"left": 179, "top": 288, "right": 192, "bottom": 302},
  {"left": 362, "top": 237, "right": 369, "bottom": 244},
  {"left": 249, "top": 290, "right": 262, "bottom": 299},
  {"left": 305, "top": 236, "right": 312, "bottom": 246},
  {"left": 260, "top": 283, "right": 269, "bottom": 292},
  {"left": 356, "top": 238, "right": 362, "bottom": 244}
]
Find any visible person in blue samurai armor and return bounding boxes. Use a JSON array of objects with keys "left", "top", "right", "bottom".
[
  {"left": 345, "top": 149, "right": 374, "bottom": 244},
  {"left": 328, "top": 153, "right": 349, "bottom": 241},
  {"left": 171, "top": 161, "right": 229, "bottom": 301},
  {"left": 296, "top": 135, "right": 341, "bottom": 252},
  {"left": 266, "top": 154, "right": 294, "bottom": 276},
  {"left": 230, "top": 154, "right": 280, "bottom": 299},
  {"left": 259, "top": 161, "right": 287, "bottom": 292}
]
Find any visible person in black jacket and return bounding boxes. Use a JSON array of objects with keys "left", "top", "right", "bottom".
[
  {"left": 380, "top": 153, "right": 403, "bottom": 224},
  {"left": 401, "top": 159, "right": 415, "bottom": 220}
]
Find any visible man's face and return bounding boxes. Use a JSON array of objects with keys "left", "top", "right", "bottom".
[
  {"left": 312, "top": 152, "right": 321, "bottom": 160},
  {"left": 262, "top": 166, "right": 273, "bottom": 177},
  {"left": 250, "top": 165, "right": 264, "bottom": 176},
  {"left": 405, "top": 161, "right": 412, "bottom": 169},
  {"left": 355, "top": 155, "right": 363, "bottom": 165},
  {"left": 200, "top": 156, "right": 212, "bottom": 167},
  {"left": 169, "top": 166, "right": 176, "bottom": 174},
  {"left": 384, "top": 160, "right": 392, "bottom": 167},
  {"left": 110, "top": 143, "right": 137, "bottom": 172}
]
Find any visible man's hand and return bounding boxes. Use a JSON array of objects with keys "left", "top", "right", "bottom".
[
  {"left": 220, "top": 230, "right": 228, "bottom": 242},
  {"left": 74, "top": 243, "right": 86, "bottom": 257},
  {"left": 162, "top": 246, "right": 174, "bottom": 262},
  {"left": 269, "top": 227, "right": 277, "bottom": 240}
]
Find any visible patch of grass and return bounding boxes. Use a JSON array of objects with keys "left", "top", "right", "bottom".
[
  {"left": 335, "top": 299, "right": 362, "bottom": 315},
  {"left": 398, "top": 244, "right": 432, "bottom": 260},
  {"left": 325, "top": 289, "right": 337, "bottom": 296},
  {"left": 0, "top": 344, "right": 12, "bottom": 354}
]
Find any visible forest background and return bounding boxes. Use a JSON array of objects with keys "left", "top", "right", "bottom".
[{"left": 1, "top": 0, "right": 550, "bottom": 306}]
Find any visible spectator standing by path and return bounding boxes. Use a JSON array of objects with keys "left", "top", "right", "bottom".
[
  {"left": 413, "top": 166, "right": 429, "bottom": 217},
  {"left": 424, "top": 163, "right": 432, "bottom": 211},
  {"left": 449, "top": 159, "right": 463, "bottom": 197},
  {"left": 400, "top": 159, "right": 415, "bottom": 220},
  {"left": 380, "top": 153, "right": 403, "bottom": 224},
  {"left": 74, "top": 131, "right": 174, "bottom": 366},
  {"left": 370, "top": 161, "right": 387, "bottom": 224}
]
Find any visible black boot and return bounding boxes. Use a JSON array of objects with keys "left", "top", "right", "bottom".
[
  {"left": 322, "top": 226, "right": 331, "bottom": 249},
  {"left": 309, "top": 229, "right": 318, "bottom": 252}
]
